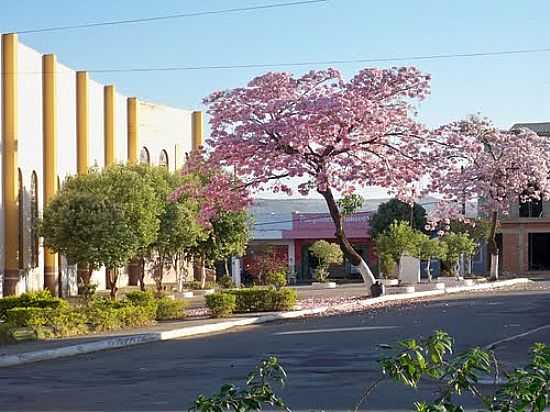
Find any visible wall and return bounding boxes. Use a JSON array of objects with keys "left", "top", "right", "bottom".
[{"left": 1, "top": 35, "right": 197, "bottom": 296}]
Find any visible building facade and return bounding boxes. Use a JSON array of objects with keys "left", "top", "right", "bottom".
[
  {"left": 498, "top": 122, "right": 550, "bottom": 275},
  {"left": 0, "top": 33, "right": 203, "bottom": 296}
]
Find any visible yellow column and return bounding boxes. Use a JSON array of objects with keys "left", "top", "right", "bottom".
[
  {"left": 2, "top": 34, "right": 19, "bottom": 296},
  {"left": 42, "top": 54, "right": 58, "bottom": 295},
  {"left": 104, "top": 85, "right": 115, "bottom": 166},
  {"left": 76, "top": 71, "right": 89, "bottom": 175},
  {"left": 192, "top": 111, "right": 204, "bottom": 151},
  {"left": 127, "top": 97, "right": 138, "bottom": 164}
]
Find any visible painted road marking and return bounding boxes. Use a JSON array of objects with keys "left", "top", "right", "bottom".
[
  {"left": 274, "top": 326, "right": 398, "bottom": 336},
  {"left": 484, "top": 324, "right": 550, "bottom": 350}
]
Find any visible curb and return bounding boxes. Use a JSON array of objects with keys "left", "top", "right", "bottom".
[{"left": 0, "top": 278, "right": 530, "bottom": 368}]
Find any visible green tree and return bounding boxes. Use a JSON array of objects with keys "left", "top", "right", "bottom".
[
  {"left": 187, "top": 210, "right": 251, "bottom": 288},
  {"left": 309, "top": 240, "right": 343, "bottom": 282},
  {"left": 413, "top": 236, "right": 447, "bottom": 282},
  {"left": 375, "top": 221, "right": 421, "bottom": 275},
  {"left": 127, "top": 165, "right": 206, "bottom": 293},
  {"left": 41, "top": 166, "right": 160, "bottom": 299},
  {"left": 441, "top": 232, "right": 477, "bottom": 278},
  {"left": 370, "top": 199, "right": 427, "bottom": 238}
]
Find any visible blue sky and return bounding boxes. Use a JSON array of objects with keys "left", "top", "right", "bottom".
[{"left": 3, "top": 0, "right": 550, "bottom": 198}]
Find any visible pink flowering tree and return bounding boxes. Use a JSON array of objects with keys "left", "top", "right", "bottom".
[
  {"left": 172, "top": 151, "right": 252, "bottom": 286},
  {"left": 204, "top": 67, "right": 434, "bottom": 292},
  {"left": 430, "top": 117, "right": 550, "bottom": 279}
]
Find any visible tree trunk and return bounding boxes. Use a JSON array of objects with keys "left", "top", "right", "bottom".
[
  {"left": 138, "top": 257, "right": 146, "bottom": 292},
  {"left": 318, "top": 189, "right": 377, "bottom": 292},
  {"left": 154, "top": 256, "right": 165, "bottom": 294},
  {"left": 426, "top": 258, "right": 432, "bottom": 282},
  {"left": 224, "top": 259, "right": 230, "bottom": 278},
  {"left": 106, "top": 267, "right": 118, "bottom": 300},
  {"left": 77, "top": 263, "right": 93, "bottom": 296},
  {"left": 487, "top": 211, "right": 499, "bottom": 281}
]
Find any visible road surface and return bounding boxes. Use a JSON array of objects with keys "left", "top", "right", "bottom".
[{"left": 1, "top": 288, "right": 549, "bottom": 411}]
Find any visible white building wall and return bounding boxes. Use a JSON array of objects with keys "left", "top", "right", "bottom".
[
  {"left": 2, "top": 38, "right": 195, "bottom": 296},
  {"left": 17, "top": 44, "right": 44, "bottom": 294},
  {"left": 138, "top": 101, "right": 193, "bottom": 171}
]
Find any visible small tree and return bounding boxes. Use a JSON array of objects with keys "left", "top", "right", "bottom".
[
  {"left": 414, "top": 236, "right": 447, "bottom": 282},
  {"left": 375, "top": 221, "right": 421, "bottom": 276},
  {"left": 41, "top": 166, "right": 160, "bottom": 299},
  {"left": 440, "top": 232, "right": 477, "bottom": 278},
  {"left": 370, "top": 199, "right": 427, "bottom": 238},
  {"left": 173, "top": 152, "right": 252, "bottom": 289},
  {"left": 128, "top": 165, "right": 206, "bottom": 293},
  {"left": 309, "top": 240, "right": 343, "bottom": 282}
]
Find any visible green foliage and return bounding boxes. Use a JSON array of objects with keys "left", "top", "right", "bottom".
[
  {"left": 223, "top": 288, "right": 297, "bottom": 313},
  {"left": 337, "top": 194, "right": 364, "bottom": 216},
  {"left": 0, "top": 290, "right": 67, "bottom": 321},
  {"left": 218, "top": 276, "right": 237, "bottom": 290},
  {"left": 376, "top": 221, "right": 422, "bottom": 265},
  {"left": 415, "top": 236, "right": 448, "bottom": 262},
  {"left": 184, "top": 281, "right": 217, "bottom": 290},
  {"left": 41, "top": 166, "right": 161, "bottom": 297},
  {"left": 370, "top": 199, "right": 427, "bottom": 238},
  {"left": 264, "top": 271, "right": 287, "bottom": 289},
  {"left": 441, "top": 232, "right": 477, "bottom": 276},
  {"left": 493, "top": 343, "right": 550, "bottom": 412},
  {"left": 310, "top": 240, "right": 343, "bottom": 282},
  {"left": 156, "top": 297, "right": 187, "bottom": 321},
  {"left": 206, "top": 293, "right": 237, "bottom": 318},
  {"left": 379, "top": 253, "right": 397, "bottom": 279},
  {"left": 5, "top": 307, "right": 88, "bottom": 337},
  {"left": 191, "top": 210, "right": 251, "bottom": 266},
  {"left": 450, "top": 218, "right": 491, "bottom": 243},
  {"left": 191, "top": 356, "right": 288, "bottom": 412}
]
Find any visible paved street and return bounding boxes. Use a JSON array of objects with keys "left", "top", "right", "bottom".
[{"left": 1, "top": 288, "right": 549, "bottom": 411}]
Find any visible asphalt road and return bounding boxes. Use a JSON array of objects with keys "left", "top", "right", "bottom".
[{"left": 1, "top": 289, "right": 549, "bottom": 411}]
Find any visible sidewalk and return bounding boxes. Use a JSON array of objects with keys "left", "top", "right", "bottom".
[{"left": 0, "top": 278, "right": 533, "bottom": 368}]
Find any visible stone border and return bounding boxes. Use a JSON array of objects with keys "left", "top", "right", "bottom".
[{"left": 0, "top": 278, "right": 530, "bottom": 368}]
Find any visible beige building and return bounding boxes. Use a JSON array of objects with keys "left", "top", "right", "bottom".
[{"left": 0, "top": 33, "right": 204, "bottom": 296}]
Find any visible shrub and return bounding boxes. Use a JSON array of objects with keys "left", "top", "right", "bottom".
[
  {"left": 379, "top": 253, "right": 397, "bottom": 279},
  {"left": 0, "top": 290, "right": 68, "bottom": 321},
  {"left": 206, "top": 293, "right": 236, "bottom": 318},
  {"left": 125, "top": 290, "right": 156, "bottom": 306},
  {"left": 5, "top": 307, "right": 88, "bottom": 337},
  {"left": 156, "top": 297, "right": 187, "bottom": 321},
  {"left": 265, "top": 271, "right": 287, "bottom": 289},
  {"left": 218, "top": 276, "right": 236, "bottom": 289},
  {"left": 270, "top": 288, "right": 297, "bottom": 311},
  {"left": 224, "top": 288, "right": 296, "bottom": 313},
  {"left": 184, "top": 281, "right": 217, "bottom": 290}
]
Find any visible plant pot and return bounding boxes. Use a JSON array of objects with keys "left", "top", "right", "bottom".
[
  {"left": 311, "top": 282, "right": 337, "bottom": 289},
  {"left": 382, "top": 278, "right": 399, "bottom": 287},
  {"left": 463, "top": 279, "right": 475, "bottom": 286},
  {"left": 177, "top": 291, "right": 194, "bottom": 298},
  {"left": 434, "top": 282, "right": 446, "bottom": 290},
  {"left": 402, "top": 286, "right": 416, "bottom": 293}
]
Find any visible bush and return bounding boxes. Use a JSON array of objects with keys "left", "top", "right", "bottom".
[
  {"left": 206, "top": 293, "right": 236, "bottom": 318},
  {"left": 223, "top": 288, "right": 297, "bottom": 313},
  {"left": 265, "top": 271, "right": 287, "bottom": 289},
  {"left": 0, "top": 290, "right": 68, "bottom": 321},
  {"left": 156, "top": 297, "right": 187, "bottom": 321},
  {"left": 125, "top": 290, "right": 156, "bottom": 306},
  {"left": 379, "top": 253, "right": 397, "bottom": 279},
  {"left": 218, "top": 276, "right": 236, "bottom": 289},
  {"left": 5, "top": 307, "right": 88, "bottom": 337}
]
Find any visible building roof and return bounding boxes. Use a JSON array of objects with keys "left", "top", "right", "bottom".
[{"left": 511, "top": 122, "right": 550, "bottom": 136}]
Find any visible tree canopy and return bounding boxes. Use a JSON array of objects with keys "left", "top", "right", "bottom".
[{"left": 370, "top": 199, "right": 427, "bottom": 238}]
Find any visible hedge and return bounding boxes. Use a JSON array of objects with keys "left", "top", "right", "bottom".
[
  {"left": 221, "top": 287, "right": 297, "bottom": 314},
  {"left": 0, "top": 290, "right": 68, "bottom": 321},
  {"left": 0, "top": 290, "right": 189, "bottom": 343},
  {"left": 206, "top": 293, "right": 237, "bottom": 318}
]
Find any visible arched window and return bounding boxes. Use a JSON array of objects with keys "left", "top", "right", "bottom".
[
  {"left": 140, "top": 147, "right": 150, "bottom": 165},
  {"left": 159, "top": 150, "right": 169, "bottom": 169},
  {"left": 18, "top": 169, "right": 24, "bottom": 269},
  {"left": 30, "top": 171, "right": 39, "bottom": 268}
]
